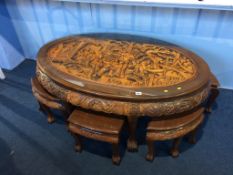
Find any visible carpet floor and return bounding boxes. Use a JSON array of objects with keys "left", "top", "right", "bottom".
[{"left": 0, "top": 60, "right": 233, "bottom": 175}]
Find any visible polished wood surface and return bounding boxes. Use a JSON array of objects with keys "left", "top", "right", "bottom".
[
  {"left": 68, "top": 109, "right": 124, "bottom": 165},
  {"left": 37, "top": 33, "right": 211, "bottom": 101},
  {"left": 146, "top": 107, "right": 204, "bottom": 161},
  {"left": 147, "top": 108, "right": 204, "bottom": 132},
  {"left": 68, "top": 109, "right": 124, "bottom": 135},
  {"left": 36, "top": 34, "right": 211, "bottom": 117},
  {"left": 36, "top": 33, "right": 214, "bottom": 151}
]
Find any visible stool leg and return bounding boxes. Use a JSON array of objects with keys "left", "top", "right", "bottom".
[
  {"left": 146, "top": 140, "right": 155, "bottom": 161},
  {"left": 39, "top": 102, "right": 55, "bottom": 124},
  {"left": 47, "top": 109, "right": 55, "bottom": 124},
  {"left": 188, "top": 127, "right": 199, "bottom": 144},
  {"left": 170, "top": 137, "right": 182, "bottom": 158},
  {"left": 74, "top": 135, "right": 82, "bottom": 153},
  {"left": 62, "top": 103, "right": 73, "bottom": 119},
  {"left": 112, "top": 143, "right": 121, "bottom": 165},
  {"left": 205, "top": 87, "right": 219, "bottom": 113},
  {"left": 61, "top": 110, "right": 69, "bottom": 119}
]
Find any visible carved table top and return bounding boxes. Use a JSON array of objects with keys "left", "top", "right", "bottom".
[
  {"left": 36, "top": 33, "right": 211, "bottom": 117},
  {"left": 47, "top": 37, "right": 196, "bottom": 88}
]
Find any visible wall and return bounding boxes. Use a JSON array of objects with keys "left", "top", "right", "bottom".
[
  {"left": 0, "top": 1, "right": 24, "bottom": 69},
  {"left": 1, "top": 0, "right": 233, "bottom": 88}
]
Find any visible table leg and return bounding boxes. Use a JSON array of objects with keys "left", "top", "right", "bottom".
[{"left": 127, "top": 116, "right": 138, "bottom": 152}]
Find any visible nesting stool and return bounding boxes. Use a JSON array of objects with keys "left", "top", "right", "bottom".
[
  {"left": 205, "top": 73, "right": 220, "bottom": 113},
  {"left": 146, "top": 108, "right": 204, "bottom": 161},
  {"left": 67, "top": 109, "right": 124, "bottom": 165},
  {"left": 31, "top": 77, "right": 72, "bottom": 123}
]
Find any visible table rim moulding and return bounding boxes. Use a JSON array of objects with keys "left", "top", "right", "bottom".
[{"left": 37, "top": 34, "right": 211, "bottom": 101}]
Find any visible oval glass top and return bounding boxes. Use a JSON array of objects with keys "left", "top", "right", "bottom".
[
  {"left": 37, "top": 33, "right": 210, "bottom": 100},
  {"left": 46, "top": 37, "right": 196, "bottom": 88}
]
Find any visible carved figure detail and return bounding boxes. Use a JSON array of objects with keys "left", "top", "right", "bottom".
[{"left": 47, "top": 37, "right": 196, "bottom": 88}]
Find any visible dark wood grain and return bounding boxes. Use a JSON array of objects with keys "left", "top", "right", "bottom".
[
  {"left": 146, "top": 107, "right": 204, "bottom": 161},
  {"left": 67, "top": 109, "right": 124, "bottom": 165},
  {"left": 36, "top": 33, "right": 214, "bottom": 150},
  {"left": 205, "top": 72, "right": 220, "bottom": 113},
  {"left": 37, "top": 33, "right": 211, "bottom": 101}
]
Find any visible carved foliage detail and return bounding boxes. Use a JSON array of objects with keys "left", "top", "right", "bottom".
[{"left": 36, "top": 68, "right": 209, "bottom": 117}]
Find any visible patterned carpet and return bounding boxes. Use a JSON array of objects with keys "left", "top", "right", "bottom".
[{"left": 0, "top": 60, "right": 233, "bottom": 175}]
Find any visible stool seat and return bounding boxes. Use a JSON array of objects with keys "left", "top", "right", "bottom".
[
  {"left": 68, "top": 110, "right": 124, "bottom": 135},
  {"left": 31, "top": 77, "right": 72, "bottom": 123},
  {"left": 205, "top": 73, "right": 220, "bottom": 113},
  {"left": 31, "top": 77, "right": 59, "bottom": 102},
  {"left": 146, "top": 107, "right": 205, "bottom": 161},
  {"left": 68, "top": 109, "right": 124, "bottom": 165},
  {"left": 147, "top": 108, "right": 204, "bottom": 132}
]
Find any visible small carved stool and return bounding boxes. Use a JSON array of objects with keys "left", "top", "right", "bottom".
[
  {"left": 146, "top": 108, "right": 204, "bottom": 161},
  {"left": 67, "top": 109, "right": 124, "bottom": 165},
  {"left": 31, "top": 77, "right": 72, "bottom": 123},
  {"left": 205, "top": 73, "right": 220, "bottom": 113}
]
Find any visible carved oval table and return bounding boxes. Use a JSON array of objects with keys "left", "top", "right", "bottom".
[{"left": 36, "top": 33, "right": 211, "bottom": 151}]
